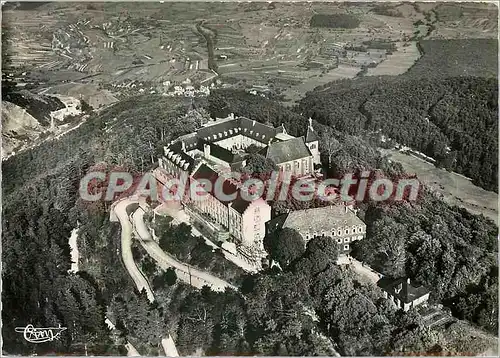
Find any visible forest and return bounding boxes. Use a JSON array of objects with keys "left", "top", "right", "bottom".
[
  {"left": 407, "top": 39, "right": 498, "bottom": 79},
  {"left": 206, "top": 88, "right": 498, "bottom": 337},
  {"left": 298, "top": 76, "right": 498, "bottom": 192},
  {"left": 1, "top": 95, "right": 206, "bottom": 354},
  {"left": 2, "top": 55, "right": 498, "bottom": 354}
]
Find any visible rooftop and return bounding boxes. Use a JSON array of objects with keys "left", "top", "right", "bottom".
[
  {"left": 377, "top": 277, "right": 430, "bottom": 304},
  {"left": 259, "top": 136, "right": 312, "bottom": 164},
  {"left": 278, "top": 205, "right": 365, "bottom": 233},
  {"left": 305, "top": 125, "right": 319, "bottom": 143}
]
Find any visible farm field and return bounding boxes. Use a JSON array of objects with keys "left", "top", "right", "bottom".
[
  {"left": 382, "top": 149, "right": 498, "bottom": 224},
  {"left": 366, "top": 41, "right": 420, "bottom": 76},
  {"left": 3, "top": 1, "right": 497, "bottom": 104}
]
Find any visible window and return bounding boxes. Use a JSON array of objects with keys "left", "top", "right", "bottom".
[
  {"left": 358, "top": 235, "right": 363, "bottom": 241},
  {"left": 344, "top": 244, "right": 349, "bottom": 251},
  {"left": 345, "top": 228, "right": 349, "bottom": 235},
  {"left": 295, "top": 161, "right": 300, "bottom": 168},
  {"left": 262, "top": 134, "right": 266, "bottom": 139},
  {"left": 286, "top": 163, "right": 291, "bottom": 171},
  {"left": 229, "top": 129, "right": 233, "bottom": 135},
  {"left": 218, "top": 133, "right": 222, "bottom": 138},
  {"left": 337, "top": 238, "right": 342, "bottom": 244},
  {"left": 332, "top": 230, "right": 336, "bottom": 236},
  {"left": 337, "top": 230, "right": 342, "bottom": 236},
  {"left": 311, "top": 144, "right": 316, "bottom": 149},
  {"left": 344, "top": 237, "right": 350, "bottom": 243}
]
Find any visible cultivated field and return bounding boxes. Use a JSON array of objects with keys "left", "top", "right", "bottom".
[
  {"left": 366, "top": 41, "right": 419, "bottom": 76},
  {"left": 382, "top": 149, "right": 498, "bottom": 224},
  {"left": 3, "top": 1, "right": 497, "bottom": 103}
]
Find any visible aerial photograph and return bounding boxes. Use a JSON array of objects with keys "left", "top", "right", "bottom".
[{"left": 1, "top": 1, "right": 498, "bottom": 356}]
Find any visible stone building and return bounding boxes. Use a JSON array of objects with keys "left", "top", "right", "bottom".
[
  {"left": 188, "top": 163, "right": 272, "bottom": 248},
  {"left": 259, "top": 136, "right": 314, "bottom": 177},
  {"left": 154, "top": 114, "right": 321, "bottom": 251},
  {"left": 265, "top": 204, "right": 366, "bottom": 255}
]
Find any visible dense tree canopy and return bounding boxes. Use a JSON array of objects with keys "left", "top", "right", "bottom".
[
  {"left": 299, "top": 76, "right": 498, "bottom": 192},
  {"left": 353, "top": 191, "right": 498, "bottom": 334},
  {"left": 264, "top": 228, "right": 305, "bottom": 268}
]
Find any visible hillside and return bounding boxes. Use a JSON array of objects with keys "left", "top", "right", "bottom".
[
  {"left": 1, "top": 94, "right": 200, "bottom": 355},
  {"left": 297, "top": 38, "right": 498, "bottom": 192},
  {"left": 2, "top": 2, "right": 498, "bottom": 356},
  {"left": 407, "top": 39, "right": 498, "bottom": 79},
  {"left": 1, "top": 84, "right": 91, "bottom": 158}
]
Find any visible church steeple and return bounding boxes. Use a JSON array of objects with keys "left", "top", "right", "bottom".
[{"left": 305, "top": 117, "right": 319, "bottom": 143}]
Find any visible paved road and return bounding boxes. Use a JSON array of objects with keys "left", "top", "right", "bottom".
[
  {"left": 154, "top": 203, "right": 259, "bottom": 273},
  {"left": 131, "top": 204, "right": 236, "bottom": 292},
  {"left": 112, "top": 199, "right": 155, "bottom": 302},
  {"left": 161, "top": 335, "right": 179, "bottom": 357}
]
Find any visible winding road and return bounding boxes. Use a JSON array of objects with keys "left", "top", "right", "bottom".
[
  {"left": 132, "top": 204, "right": 236, "bottom": 292},
  {"left": 111, "top": 196, "right": 235, "bottom": 299},
  {"left": 111, "top": 199, "right": 155, "bottom": 302}
]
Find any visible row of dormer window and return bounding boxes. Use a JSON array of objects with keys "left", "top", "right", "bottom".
[{"left": 203, "top": 127, "right": 268, "bottom": 142}]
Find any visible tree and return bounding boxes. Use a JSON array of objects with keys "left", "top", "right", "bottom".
[
  {"left": 165, "top": 267, "right": 178, "bottom": 286},
  {"left": 293, "top": 235, "right": 339, "bottom": 276},
  {"left": 242, "top": 153, "right": 277, "bottom": 176},
  {"left": 264, "top": 228, "right": 305, "bottom": 268}
]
